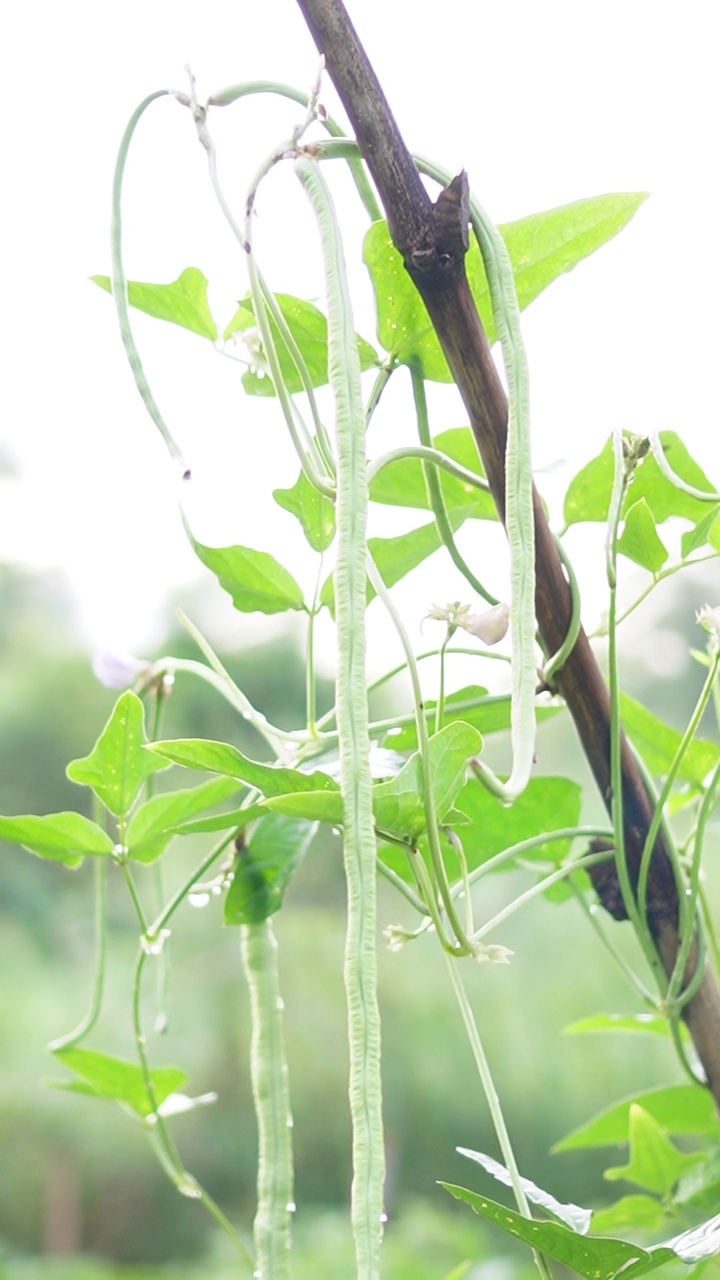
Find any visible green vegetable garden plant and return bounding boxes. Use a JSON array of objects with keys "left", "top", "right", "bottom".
[{"left": 4, "top": 2, "right": 720, "bottom": 1277}]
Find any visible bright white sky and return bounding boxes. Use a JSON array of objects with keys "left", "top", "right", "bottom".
[{"left": 2, "top": 0, "right": 718, "bottom": 676}]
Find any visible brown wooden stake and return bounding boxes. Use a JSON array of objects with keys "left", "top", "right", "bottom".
[{"left": 295, "top": 0, "right": 720, "bottom": 1106}]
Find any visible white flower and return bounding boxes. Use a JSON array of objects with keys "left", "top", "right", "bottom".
[
  {"left": 697, "top": 604, "right": 720, "bottom": 640},
  {"left": 471, "top": 941, "right": 513, "bottom": 964},
  {"left": 427, "top": 601, "right": 509, "bottom": 646}
]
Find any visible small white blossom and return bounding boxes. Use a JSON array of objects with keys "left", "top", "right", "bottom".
[
  {"left": 471, "top": 940, "right": 514, "bottom": 964},
  {"left": 697, "top": 604, "right": 720, "bottom": 640},
  {"left": 383, "top": 924, "right": 415, "bottom": 952},
  {"left": 237, "top": 325, "right": 267, "bottom": 372},
  {"left": 427, "top": 601, "right": 509, "bottom": 646}
]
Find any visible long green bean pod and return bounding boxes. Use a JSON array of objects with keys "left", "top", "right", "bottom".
[
  {"left": 295, "top": 155, "right": 384, "bottom": 1279},
  {"left": 241, "top": 920, "right": 294, "bottom": 1280}
]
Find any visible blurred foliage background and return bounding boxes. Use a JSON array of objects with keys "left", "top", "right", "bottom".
[{"left": 1, "top": 558, "right": 716, "bottom": 1280}]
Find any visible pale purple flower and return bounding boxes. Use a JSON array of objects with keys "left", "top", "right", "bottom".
[{"left": 92, "top": 648, "right": 149, "bottom": 689}]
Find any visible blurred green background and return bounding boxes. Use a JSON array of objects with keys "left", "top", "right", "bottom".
[{"left": 0, "top": 561, "right": 714, "bottom": 1280}]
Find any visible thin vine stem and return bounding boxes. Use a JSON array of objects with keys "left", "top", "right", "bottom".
[
  {"left": 187, "top": 88, "right": 336, "bottom": 498},
  {"left": 414, "top": 154, "right": 537, "bottom": 804},
  {"left": 606, "top": 429, "right": 663, "bottom": 983},
  {"left": 366, "top": 443, "right": 492, "bottom": 497},
  {"left": 444, "top": 955, "right": 554, "bottom": 1280},
  {"left": 568, "top": 881, "right": 658, "bottom": 1006},
  {"left": 637, "top": 647, "right": 720, "bottom": 923},
  {"left": 668, "top": 752, "right": 720, "bottom": 1009},
  {"left": 131, "top": 943, "right": 254, "bottom": 1268},
  {"left": 206, "top": 80, "right": 381, "bottom": 221},
  {"left": 366, "top": 553, "right": 474, "bottom": 955},
  {"left": 48, "top": 856, "right": 108, "bottom": 1051},
  {"left": 597, "top": 552, "right": 719, "bottom": 632},
  {"left": 411, "top": 365, "right": 499, "bottom": 605},
  {"left": 365, "top": 363, "right": 396, "bottom": 428}
]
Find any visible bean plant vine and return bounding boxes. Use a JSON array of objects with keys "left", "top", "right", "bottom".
[{"left": 3, "top": 34, "right": 720, "bottom": 1280}]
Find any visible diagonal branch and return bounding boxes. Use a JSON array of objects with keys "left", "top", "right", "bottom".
[{"left": 295, "top": 0, "right": 720, "bottom": 1105}]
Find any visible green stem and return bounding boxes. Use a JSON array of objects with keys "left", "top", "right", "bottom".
[
  {"left": 314, "top": 657, "right": 511, "bottom": 737},
  {"left": 596, "top": 552, "right": 719, "bottom": 633},
  {"left": 410, "top": 366, "right": 498, "bottom": 605},
  {"left": 147, "top": 687, "right": 170, "bottom": 1033},
  {"left": 541, "top": 537, "right": 581, "bottom": 683},
  {"left": 206, "top": 81, "right": 381, "bottom": 221},
  {"left": 241, "top": 920, "right": 294, "bottom": 1280},
  {"left": 436, "top": 632, "right": 449, "bottom": 735},
  {"left": 147, "top": 832, "right": 237, "bottom": 938},
  {"left": 366, "top": 554, "right": 473, "bottom": 955},
  {"left": 313, "top": 692, "right": 514, "bottom": 752},
  {"left": 606, "top": 430, "right": 662, "bottom": 982},
  {"left": 365, "top": 363, "right": 396, "bottom": 429},
  {"left": 306, "top": 563, "right": 324, "bottom": 736},
  {"left": 472, "top": 852, "right": 613, "bottom": 942},
  {"left": 462, "top": 826, "right": 613, "bottom": 887},
  {"left": 48, "top": 857, "right": 108, "bottom": 1050},
  {"left": 637, "top": 648, "right": 720, "bottom": 923},
  {"left": 568, "top": 884, "right": 656, "bottom": 1006},
  {"left": 188, "top": 93, "right": 335, "bottom": 498},
  {"left": 366, "top": 445, "right": 491, "bottom": 499},
  {"left": 445, "top": 955, "right": 553, "bottom": 1280},
  {"left": 121, "top": 861, "right": 149, "bottom": 933},
  {"left": 131, "top": 944, "right": 254, "bottom": 1268},
  {"left": 668, "top": 753, "right": 720, "bottom": 1009}
]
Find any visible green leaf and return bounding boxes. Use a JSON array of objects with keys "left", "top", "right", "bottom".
[
  {"left": 681, "top": 505, "right": 720, "bottom": 558},
  {"left": 66, "top": 692, "right": 167, "bottom": 817},
  {"left": 172, "top": 801, "right": 271, "bottom": 836},
  {"left": 0, "top": 812, "right": 114, "bottom": 865},
  {"left": 554, "top": 1084, "right": 720, "bottom": 1152},
  {"left": 224, "top": 814, "right": 316, "bottom": 924},
  {"left": 224, "top": 292, "right": 378, "bottom": 396},
  {"left": 50, "top": 1046, "right": 187, "bottom": 1118},
  {"left": 616, "top": 499, "right": 668, "bottom": 572},
  {"left": 148, "top": 738, "right": 339, "bottom": 798},
  {"left": 440, "top": 1184, "right": 664, "bottom": 1279},
  {"left": 458, "top": 1148, "right": 592, "bottom": 1233},
  {"left": 604, "top": 1105, "right": 706, "bottom": 1196},
  {"left": 372, "top": 721, "right": 482, "bottom": 842},
  {"left": 564, "top": 431, "right": 718, "bottom": 528},
  {"left": 590, "top": 1196, "right": 666, "bottom": 1236},
  {"left": 384, "top": 687, "right": 562, "bottom": 753},
  {"left": 184, "top": 520, "right": 306, "bottom": 615},
  {"left": 619, "top": 691, "right": 720, "bottom": 789},
  {"left": 126, "top": 776, "right": 241, "bottom": 863},
  {"left": 253, "top": 724, "right": 480, "bottom": 842},
  {"left": 563, "top": 1013, "right": 689, "bottom": 1041},
  {"left": 443, "top": 1183, "right": 720, "bottom": 1275},
  {"left": 450, "top": 774, "right": 583, "bottom": 872},
  {"left": 364, "top": 193, "right": 647, "bottom": 378},
  {"left": 92, "top": 267, "right": 217, "bottom": 340},
  {"left": 674, "top": 1148, "right": 720, "bottom": 1212},
  {"left": 369, "top": 427, "right": 497, "bottom": 522},
  {"left": 502, "top": 193, "right": 649, "bottom": 315},
  {"left": 321, "top": 515, "right": 465, "bottom": 613},
  {"left": 662, "top": 1214, "right": 720, "bottom": 1266},
  {"left": 264, "top": 790, "right": 344, "bottom": 826},
  {"left": 273, "top": 467, "right": 336, "bottom": 552}
]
